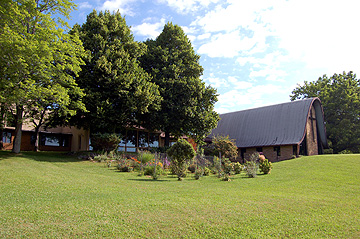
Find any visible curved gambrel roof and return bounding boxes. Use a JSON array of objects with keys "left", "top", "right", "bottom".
[{"left": 209, "top": 98, "right": 328, "bottom": 148}]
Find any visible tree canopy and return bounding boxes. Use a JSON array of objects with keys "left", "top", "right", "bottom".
[
  {"left": 0, "top": 0, "right": 86, "bottom": 153},
  {"left": 140, "top": 22, "right": 219, "bottom": 146},
  {"left": 290, "top": 71, "right": 360, "bottom": 153},
  {"left": 72, "top": 10, "right": 161, "bottom": 134}
]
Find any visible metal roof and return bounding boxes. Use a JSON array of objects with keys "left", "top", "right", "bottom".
[{"left": 209, "top": 98, "right": 328, "bottom": 148}]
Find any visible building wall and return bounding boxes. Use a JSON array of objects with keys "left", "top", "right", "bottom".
[
  {"left": 241, "top": 145, "right": 296, "bottom": 162},
  {"left": 2, "top": 127, "right": 89, "bottom": 152},
  {"left": 68, "top": 127, "right": 90, "bottom": 151},
  {"left": 21, "top": 131, "right": 35, "bottom": 151},
  {"left": 306, "top": 106, "right": 318, "bottom": 156},
  {"left": 263, "top": 147, "right": 277, "bottom": 162}
]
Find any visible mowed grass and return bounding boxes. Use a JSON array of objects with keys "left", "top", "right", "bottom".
[{"left": 0, "top": 152, "right": 359, "bottom": 238}]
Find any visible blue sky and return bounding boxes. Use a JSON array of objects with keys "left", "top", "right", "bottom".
[{"left": 66, "top": 0, "right": 360, "bottom": 114}]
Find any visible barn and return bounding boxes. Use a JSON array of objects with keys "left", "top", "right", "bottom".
[{"left": 207, "top": 98, "right": 328, "bottom": 162}]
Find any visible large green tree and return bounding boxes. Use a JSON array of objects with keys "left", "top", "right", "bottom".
[
  {"left": 0, "top": 0, "right": 86, "bottom": 153},
  {"left": 140, "top": 22, "right": 219, "bottom": 146},
  {"left": 72, "top": 10, "right": 161, "bottom": 134},
  {"left": 290, "top": 71, "right": 360, "bottom": 153}
]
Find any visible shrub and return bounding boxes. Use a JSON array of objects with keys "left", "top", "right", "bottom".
[
  {"left": 244, "top": 152, "right": 259, "bottom": 178},
  {"left": 339, "top": 149, "right": 353, "bottom": 154},
  {"left": 94, "top": 153, "right": 108, "bottom": 162},
  {"left": 149, "top": 146, "right": 170, "bottom": 153},
  {"left": 194, "top": 168, "right": 204, "bottom": 180},
  {"left": 222, "top": 173, "right": 231, "bottom": 181},
  {"left": 91, "top": 133, "right": 121, "bottom": 152},
  {"left": 222, "top": 158, "right": 233, "bottom": 175},
  {"left": 233, "top": 162, "right": 243, "bottom": 174},
  {"left": 117, "top": 160, "right": 133, "bottom": 172},
  {"left": 139, "top": 151, "right": 154, "bottom": 164},
  {"left": 144, "top": 164, "right": 163, "bottom": 180},
  {"left": 117, "top": 157, "right": 140, "bottom": 172},
  {"left": 143, "top": 165, "right": 154, "bottom": 176},
  {"left": 259, "top": 158, "right": 273, "bottom": 174},
  {"left": 188, "top": 164, "right": 197, "bottom": 173},
  {"left": 323, "top": 148, "right": 334, "bottom": 154},
  {"left": 211, "top": 135, "right": 238, "bottom": 160},
  {"left": 213, "top": 156, "right": 224, "bottom": 178},
  {"left": 167, "top": 139, "right": 196, "bottom": 181},
  {"left": 138, "top": 151, "right": 154, "bottom": 175},
  {"left": 203, "top": 167, "right": 211, "bottom": 176}
]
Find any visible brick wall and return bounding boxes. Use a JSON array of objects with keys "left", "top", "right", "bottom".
[
  {"left": 240, "top": 145, "right": 297, "bottom": 162},
  {"left": 306, "top": 106, "right": 318, "bottom": 156},
  {"left": 263, "top": 147, "right": 277, "bottom": 162}
]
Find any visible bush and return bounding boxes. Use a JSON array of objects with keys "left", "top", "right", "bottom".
[
  {"left": 194, "top": 168, "right": 204, "bottom": 180},
  {"left": 167, "top": 139, "right": 196, "bottom": 180},
  {"left": 117, "top": 160, "right": 133, "bottom": 172},
  {"left": 222, "top": 158, "right": 233, "bottom": 175},
  {"left": 233, "top": 162, "right": 243, "bottom": 174},
  {"left": 209, "top": 135, "right": 238, "bottom": 160},
  {"left": 144, "top": 164, "right": 163, "bottom": 180},
  {"left": 323, "top": 148, "right": 334, "bottom": 154},
  {"left": 188, "top": 164, "right": 197, "bottom": 173},
  {"left": 149, "top": 146, "right": 170, "bottom": 153},
  {"left": 94, "top": 153, "right": 108, "bottom": 162},
  {"left": 339, "top": 149, "right": 353, "bottom": 154},
  {"left": 117, "top": 157, "right": 140, "bottom": 172},
  {"left": 213, "top": 156, "right": 224, "bottom": 177},
  {"left": 138, "top": 151, "right": 154, "bottom": 164},
  {"left": 244, "top": 152, "right": 259, "bottom": 178},
  {"left": 203, "top": 167, "right": 211, "bottom": 176},
  {"left": 259, "top": 158, "right": 273, "bottom": 174},
  {"left": 222, "top": 173, "right": 231, "bottom": 181},
  {"left": 91, "top": 133, "right": 121, "bottom": 152}
]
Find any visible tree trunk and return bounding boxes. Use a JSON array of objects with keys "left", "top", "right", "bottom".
[
  {"left": 0, "top": 105, "right": 5, "bottom": 150},
  {"left": 12, "top": 105, "right": 23, "bottom": 154},
  {"left": 164, "top": 131, "right": 170, "bottom": 147},
  {"left": 0, "top": 127, "right": 3, "bottom": 150},
  {"left": 33, "top": 110, "right": 45, "bottom": 152},
  {"left": 34, "top": 129, "right": 40, "bottom": 152}
]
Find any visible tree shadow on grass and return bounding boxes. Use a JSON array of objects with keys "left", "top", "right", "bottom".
[
  {"left": 128, "top": 178, "right": 171, "bottom": 182},
  {"left": 0, "top": 151, "right": 14, "bottom": 160},
  {"left": 0, "top": 151, "right": 85, "bottom": 163}
]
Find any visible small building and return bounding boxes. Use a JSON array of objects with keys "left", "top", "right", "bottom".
[
  {"left": 207, "top": 98, "right": 328, "bottom": 162},
  {"left": 2, "top": 123, "right": 172, "bottom": 153},
  {"left": 2, "top": 124, "right": 90, "bottom": 152}
]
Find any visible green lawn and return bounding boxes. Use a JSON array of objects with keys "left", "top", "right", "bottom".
[{"left": 0, "top": 152, "right": 359, "bottom": 238}]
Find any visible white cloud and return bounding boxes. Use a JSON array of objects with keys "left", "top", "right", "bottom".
[
  {"left": 99, "top": 0, "right": 137, "bottom": 15},
  {"left": 205, "top": 76, "right": 229, "bottom": 88},
  {"left": 215, "top": 82, "right": 289, "bottom": 113},
  {"left": 158, "top": 0, "right": 220, "bottom": 14},
  {"left": 132, "top": 18, "right": 166, "bottom": 40},
  {"left": 249, "top": 68, "right": 286, "bottom": 82},
  {"left": 192, "top": 0, "right": 273, "bottom": 33},
  {"left": 227, "top": 76, "right": 253, "bottom": 89},
  {"left": 78, "top": 2, "right": 92, "bottom": 9},
  {"left": 262, "top": 0, "right": 360, "bottom": 74},
  {"left": 198, "top": 31, "right": 256, "bottom": 58},
  {"left": 197, "top": 33, "right": 211, "bottom": 40}
]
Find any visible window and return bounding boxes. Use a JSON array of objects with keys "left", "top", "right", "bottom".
[
  {"left": 126, "top": 130, "right": 137, "bottom": 148},
  {"left": 78, "top": 136, "right": 82, "bottom": 150},
  {"left": 256, "top": 147, "right": 263, "bottom": 153},
  {"left": 274, "top": 146, "right": 281, "bottom": 156},
  {"left": 2, "top": 132, "right": 11, "bottom": 143},
  {"left": 40, "top": 134, "right": 69, "bottom": 147},
  {"left": 293, "top": 145, "right": 298, "bottom": 156},
  {"left": 138, "top": 131, "right": 148, "bottom": 148},
  {"left": 240, "top": 148, "right": 246, "bottom": 159},
  {"left": 117, "top": 129, "right": 159, "bottom": 153},
  {"left": 149, "top": 133, "right": 159, "bottom": 147}
]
